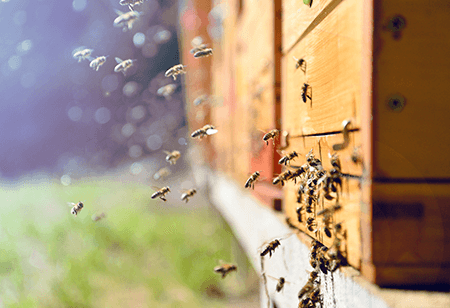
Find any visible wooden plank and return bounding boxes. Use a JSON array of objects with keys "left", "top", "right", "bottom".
[
  {"left": 283, "top": 132, "right": 362, "bottom": 269},
  {"left": 282, "top": 0, "right": 363, "bottom": 136},
  {"left": 373, "top": 0, "right": 450, "bottom": 179},
  {"left": 282, "top": 0, "right": 334, "bottom": 53}
]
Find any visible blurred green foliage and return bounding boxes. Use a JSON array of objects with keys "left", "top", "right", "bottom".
[{"left": 0, "top": 177, "right": 256, "bottom": 307}]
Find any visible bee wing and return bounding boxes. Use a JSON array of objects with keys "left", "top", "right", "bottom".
[
  {"left": 67, "top": 202, "right": 76, "bottom": 207},
  {"left": 115, "top": 57, "right": 123, "bottom": 64},
  {"left": 151, "top": 186, "right": 162, "bottom": 191},
  {"left": 206, "top": 128, "right": 218, "bottom": 135},
  {"left": 163, "top": 150, "right": 171, "bottom": 155},
  {"left": 114, "top": 9, "right": 125, "bottom": 16}
]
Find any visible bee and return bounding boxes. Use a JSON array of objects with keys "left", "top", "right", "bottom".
[
  {"left": 305, "top": 194, "right": 316, "bottom": 214},
  {"left": 245, "top": 171, "right": 260, "bottom": 189},
  {"left": 272, "top": 169, "right": 292, "bottom": 186},
  {"left": 301, "top": 83, "right": 312, "bottom": 103},
  {"left": 164, "top": 150, "right": 181, "bottom": 165},
  {"left": 288, "top": 164, "right": 307, "bottom": 184},
  {"left": 114, "top": 57, "right": 136, "bottom": 75},
  {"left": 306, "top": 151, "right": 322, "bottom": 170},
  {"left": 306, "top": 217, "right": 316, "bottom": 232},
  {"left": 293, "top": 56, "right": 306, "bottom": 73},
  {"left": 267, "top": 276, "right": 288, "bottom": 292},
  {"left": 190, "top": 124, "right": 218, "bottom": 139},
  {"left": 180, "top": 188, "right": 197, "bottom": 203},
  {"left": 92, "top": 212, "right": 106, "bottom": 222},
  {"left": 278, "top": 150, "right": 299, "bottom": 165},
  {"left": 296, "top": 206, "right": 303, "bottom": 223},
  {"left": 157, "top": 84, "right": 177, "bottom": 99},
  {"left": 262, "top": 129, "right": 279, "bottom": 145},
  {"left": 69, "top": 201, "right": 84, "bottom": 216},
  {"left": 329, "top": 153, "right": 342, "bottom": 171},
  {"left": 165, "top": 64, "right": 186, "bottom": 80},
  {"left": 298, "top": 279, "right": 314, "bottom": 299},
  {"left": 89, "top": 56, "right": 108, "bottom": 71},
  {"left": 151, "top": 186, "right": 171, "bottom": 201},
  {"left": 113, "top": 9, "right": 141, "bottom": 32},
  {"left": 73, "top": 48, "right": 93, "bottom": 62},
  {"left": 260, "top": 239, "right": 281, "bottom": 257},
  {"left": 194, "top": 48, "right": 213, "bottom": 58},
  {"left": 193, "top": 94, "right": 208, "bottom": 106},
  {"left": 190, "top": 36, "right": 208, "bottom": 54},
  {"left": 153, "top": 167, "right": 171, "bottom": 180},
  {"left": 214, "top": 262, "right": 237, "bottom": 278},
  {"left": 119, "top": 0, "right": 145, "bottom": 11},
  {"left": 351, "top": 146, "right": 363, "bottom": 164},
  {"left": 308, "top": 287, "right": 321, "bottom": 304}
]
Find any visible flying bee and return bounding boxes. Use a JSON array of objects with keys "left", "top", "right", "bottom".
[
  {"left": 69, "top": 201, "right": 84, "bottom": 216},
  {"left": 157, "top": 84, "right": 177, "bottom": 99},
  {"left": 306, "top": 217, "right": 316, "bottom": 232},
  {"left": 272, "top": 169, "right": 292, "bottom": 186},
  {"left": 194, "top": 48, "right": 213, "bottom": 58},
  {"left": 73, "top": 48, "right": 93, "bottom": 62},
  {"left": 180, "top": 188, "right": 197, "bottom": 203},
  {"left": 262, "top": 129, "right": 279, "bottom": 145},
  {"left": 153, "top": 167, "right": 171, "bottom": 180},
  {"left": 190, "top": 36, "right": 208, "bottom": 54},
  {"left": 190, "top": 124, "right": 218, "bottom": 139},
  {"left": 301, "top": 83, "right": 312, "bottom": 103},
  {"left": 92, "top": 212, "right": 106, "bottom": 222},
  {"left": 113, "top": 9, "right": 141, "bottom": 32},
  {"left": 267, "top": 276, "right": 289, "bottom": 292},
  {"left": 114, "top": 57, "right": 136, "bottom": 75},
  {"left": 190, "top": 44, "right": 208, "bottom": 54},
  {"left": 119, "top": 0, "right": 145, "bottom": 11},
  {"left": 89, "top": 56, "right": 108, "bottom": 71},
  {"left": 165, "top": 64, "right": 186, "bottom": 80},
  {"left": 293, "top": 56, "right": 306, "bottom": 73},
  {"left": 193, "top": 94, "right": 208, "bottom": 106},
  {"left": 164, "top": 150, "right": 181, "bottom": 165},
  {"left": 278, "top": 150, "right": 299, "bottom": 165},
  {"left": 260, "top": 239, "right": 281, "bottom": 257},
  {"left": 151, "top": 186, "right": 171, "bottom": 201},
  {"left": 214, "top": 262, "right": 237, "bottom": 278},
  {"left": 245, "top": 171, "right": 260, "bottom": 189}
]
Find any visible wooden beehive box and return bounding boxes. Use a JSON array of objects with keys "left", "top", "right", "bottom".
[{"left": 180, "top": 0, "right": 450, "bottom": 287}]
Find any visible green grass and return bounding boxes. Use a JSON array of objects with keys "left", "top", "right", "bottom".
[{"left": 0, "top": 176, "right": 255, "bottom": 307}]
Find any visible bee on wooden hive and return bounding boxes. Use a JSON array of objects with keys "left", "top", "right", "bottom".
[
  {"left": 180, "top": 189, "right": 197, "bottom": 203},
  {"left": 164, "top": 150, "right": 181, "bottom": 165},
  {"left": 245, "top": 171, "right": 260, "bottom": 189},
  {"left": 306, "top": 217, "right": 316, "bottom": 232},
  {"left": 92, "top": 212, "right": 106, "bottom": 222},
  {"left": 69, "top": 201, "right": 84, "bottom": 216},
  {"left": 262, "top": 129, "right": 279, "bottom": 145},
  {"left": 73, "top": 48, "right": 94, "bottom": 62},
  {"left": 119, "top": 0, "right": 145, "bottom": 11},
  {"left": 288, "top": 164, "right": 307, "bottom": 184},
  {"left": 318, "top": 205, "right": 342, "bottom": 238},
  {"left": 301, "top": 83, "right": 312, "bottom": 103},
  {"left": 214, "top": 262, "right": 237, "bottom": 278},
  {"left": 304, "top": 190, "right": 316, "bottom": 214},
  {"left": 260, "top": 239, "right": 281, "bottom": 257},
  {"left": 151, "top": 186, "right": 171, "bottom": 201},
  {"left": 165, "top": 64, "right": 186, "bottom": 80},
  {"left": 194, "top": 48, "right": 213, "bottom": 58},
  {"left": 278, "top": 150, "right": 299, "bottom": 165},
  {"left": 113, "top": 9, "right": 141, "bottom": 32},
  {"left": 293, "top": 56, "right": 306, "bottom": 73},
  {"left": 114, "top": 57, "right": 136, "bottom": 75},
  {"left": 153, "top": 167, "right": 171, "bottom": 180},
  {"left": 272, "top": 169, "right": 292, "bottom": 186},
  {"left": 89, "top": 56, "right": 108, "bottom": 71},
  {"left": 157, "top": 84, "right": 177, "bottom": 99},
  {"left": 190, "top": 124, "right": 218, "bottom": 139},
  {"left": 296, "top": 206, "right": 303, "bottom": 223}
]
